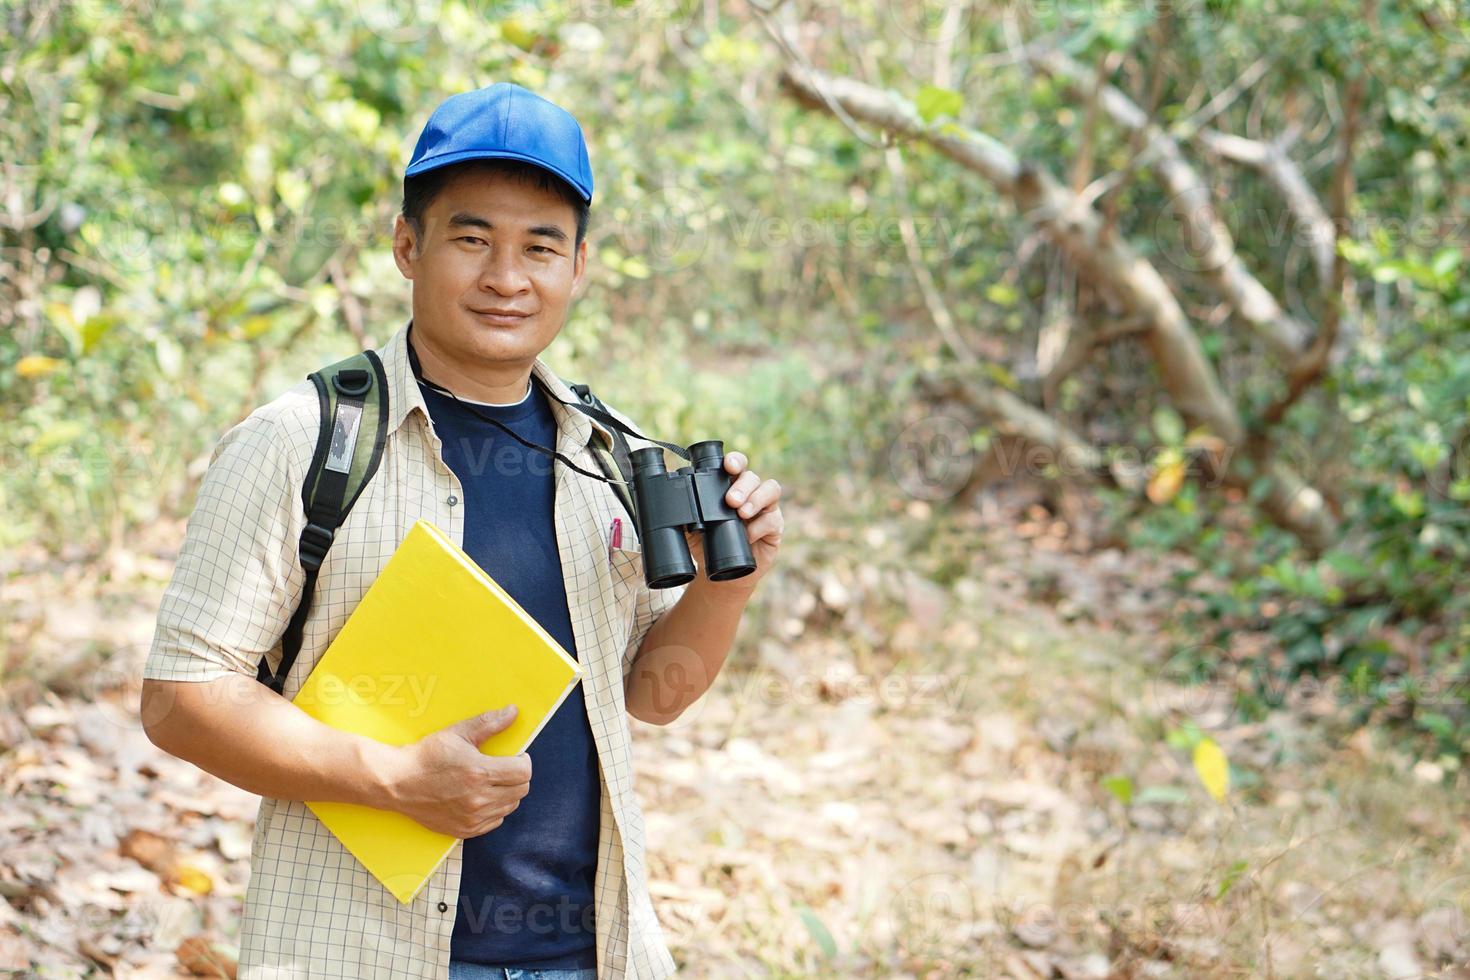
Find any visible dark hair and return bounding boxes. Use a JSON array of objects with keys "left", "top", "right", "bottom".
[{"left": 400, "top": 158, "right": 590, "bottom": 253}]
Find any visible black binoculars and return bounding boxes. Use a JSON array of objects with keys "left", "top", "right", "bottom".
[{"left": 630, "top": 440, "right": 757, "bottom": 589}]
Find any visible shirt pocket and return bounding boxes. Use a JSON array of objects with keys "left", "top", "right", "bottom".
[
  {"left": 592, "top": 488, "right": 643, "bottom": 613},
  {"left": 606, "top": 525, "right": 644, "bottom": 600}
]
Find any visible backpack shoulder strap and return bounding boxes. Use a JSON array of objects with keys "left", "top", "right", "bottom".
[
  {"left": 570, "top": 382, "right": 637, "bottom": 527},
  {"left": 256, "top": 349, "right": 390, "bottom": 694}
]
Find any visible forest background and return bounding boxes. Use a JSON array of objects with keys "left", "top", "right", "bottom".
[{"left": 2, "top": 0, "right": 1468, "bottom": 976}]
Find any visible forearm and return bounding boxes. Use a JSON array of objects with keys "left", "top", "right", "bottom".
[
  {"left": 624, "top": 577, "right": 752, "bottom": 725},
  {"left": 141, "top": 673, "right": 397, "bottom": 807}
]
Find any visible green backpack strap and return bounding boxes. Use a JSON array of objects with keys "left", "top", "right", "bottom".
[
  {"left": 570, "top": 382, "right": 638, "bottom": 528},
  {"left": 256, "top": 350, "right": 389, "bottom": 694}
]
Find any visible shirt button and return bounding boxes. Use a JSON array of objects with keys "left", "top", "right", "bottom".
[
  {"left": 446, "top": 495, "right": 459, "bottom": 507},
  {"left": 437, "top": 900, "right": 449, "bottom": 913}
]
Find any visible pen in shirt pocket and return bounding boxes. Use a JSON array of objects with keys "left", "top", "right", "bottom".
[{"left": 608, "top": 517, "right": 623, "bottom": 559}]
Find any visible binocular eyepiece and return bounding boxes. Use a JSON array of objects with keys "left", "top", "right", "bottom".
[{"left": 630, "top": 440, "right": 757, "bottom": 589}]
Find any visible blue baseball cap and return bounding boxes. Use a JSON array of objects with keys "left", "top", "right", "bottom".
[{"left": 405, "top": 82, "right": 594, "bottom": 204}]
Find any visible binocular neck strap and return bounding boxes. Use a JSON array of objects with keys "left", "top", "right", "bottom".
[
  {"left": 541, "top": 378, "right": 692, "bottom": 459},
  {"left": 406, "top": 334, "right": 689, "bottom": 487}
]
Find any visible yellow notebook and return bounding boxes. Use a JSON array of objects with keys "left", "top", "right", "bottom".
[{"left": 291, "top": 518, "right": 584, "bottom": 904}]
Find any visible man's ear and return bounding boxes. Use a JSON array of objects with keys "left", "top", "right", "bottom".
[
  {"left": 392, "top": 214, "right": 418, "bottom": 279},
  {"left": 570, "top": 237, "right": 588, "bottom": 298}
]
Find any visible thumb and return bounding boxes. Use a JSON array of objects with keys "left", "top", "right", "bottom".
[{"left": 447, "top": 704, "right": 518, "bottom": 746}]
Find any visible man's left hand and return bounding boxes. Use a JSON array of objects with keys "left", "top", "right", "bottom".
[{"left": 683, "top": 450, "right": 783, "bottom": 596}]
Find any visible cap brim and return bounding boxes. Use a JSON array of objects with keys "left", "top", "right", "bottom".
[{"left": 404, "top": 148, "right": 592, "bottom": 203}]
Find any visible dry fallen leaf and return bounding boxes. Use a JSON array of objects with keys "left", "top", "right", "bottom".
[
  {"left": 0, "top": 924, "right": 29, "bottom": 971},
  {"left": 90, "top": 865, "right": 160, "bottom": 895},
  {"left": 120, "top": 828, "right": 176, "bottom": 873},
  {"left": 213, "top": 821, "right": 254, "bottom": 862},
  {"left": 1146, "top": 458, "right": 1186, "bottom": 504},
  {"left": 176, "top": 934, "right": 238, "bottom": 979},
  {"left": 77, "top": 934, "right": 119, "bottom": 972}
]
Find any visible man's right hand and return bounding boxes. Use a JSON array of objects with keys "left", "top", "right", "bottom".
[{"left": 382, "top": 705, "right": 531, "bottom": 839}]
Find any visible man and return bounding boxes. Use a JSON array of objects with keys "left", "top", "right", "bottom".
[{"left": 140, "top": 82, "right": 784, "bottom": 980}]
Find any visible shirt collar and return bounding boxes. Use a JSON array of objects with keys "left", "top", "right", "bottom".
[{"left": 377, "top": 320, "right": 615, "bottom": 451}]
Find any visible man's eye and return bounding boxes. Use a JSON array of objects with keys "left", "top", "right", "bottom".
[
  {"left": 457, "top": 236, "right": 487, "bottom": 246},
  {"left": 530, "top": 245, "right": 556, "bottom": 254}
]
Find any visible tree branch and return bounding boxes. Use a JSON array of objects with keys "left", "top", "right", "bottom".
[
  {"left": 1257, "top": 14, "right": 1370, "bottom": 428},
  {"left": 919, "top": 367, "right": 1107, "bottom": 477},
  {"left": 1022, "top": 45, "right": 1312, "bottom": 361},
  {"left": 1041, "top": 314, "right": 1150, "bottom": 404},
  {"left": 777, "top": 62, "right": 1338, "bottom": 551},
  {"left": 779, "top": 64, "right": 1243, "bottom": 439},
  {"left": 883, "top": 146, "right": 978, "bottom": 364},
  {"left": 1195, "top": 126, "right": 1335, "bottom": 287}
]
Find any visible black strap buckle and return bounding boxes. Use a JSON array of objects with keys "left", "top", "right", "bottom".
[
  {"left": 333, "top": 369, "right": 372, "bottom": 397},
  {"left": 299, "top": 521, "right": 336, "bottom": 571}
]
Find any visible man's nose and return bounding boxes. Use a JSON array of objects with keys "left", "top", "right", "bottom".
[{"left": 478, "top": 248, "right": 531, "bottom": 295}]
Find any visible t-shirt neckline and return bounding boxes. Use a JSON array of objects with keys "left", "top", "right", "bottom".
[{"left": 417, "top": 378, "right": 540, "bottom": 424}]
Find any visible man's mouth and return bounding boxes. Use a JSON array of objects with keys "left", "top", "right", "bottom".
[{"left": 468, "top": 307, "right": 532, "bottom": 325}]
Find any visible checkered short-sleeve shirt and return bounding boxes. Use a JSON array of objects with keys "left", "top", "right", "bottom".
[{"left": 143, "top": 322, "right": 685, "bottom": 979}]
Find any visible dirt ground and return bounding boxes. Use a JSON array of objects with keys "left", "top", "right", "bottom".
[{"left": 2, "top": 502, "right": 1467, "bottom": 978}]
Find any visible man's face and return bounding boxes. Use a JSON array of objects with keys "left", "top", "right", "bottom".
[{"left": 392, "top": 166, "right": 586, "bottom": 377}]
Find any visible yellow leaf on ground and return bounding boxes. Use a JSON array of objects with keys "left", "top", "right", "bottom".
[
  {"left": 1193, "top": 737, "right": 1230, "bottom": 802},
  {"left": 168, "top": 864, "right": 215, "bottom": 896},
  {"left": 1147, "top": 459, "right": 1187, "bottom": 504}
]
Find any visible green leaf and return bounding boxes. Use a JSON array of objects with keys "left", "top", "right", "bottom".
[
  {"left": 796, "top": 903, "right": 837, "bottom": 960},
  {"left": 1216, "top": 859, "right": 1249, "bottom": 899},
  {"left": 1324, "top": 550, "right": 1371, "bottom": 581},
  {"left": 985, "top": 282, "right": 1018, "bottom": 307},
  {"left": 28, "top": 421, "right": 87, "bottom": 457},
  {"left": 916, "top": 85, "right": 964, "bottom": 123},
  {"left": 81, "top": 313, "right": 117, "bottom": 353},
  {"left": 984, "top": 362, "right": 1019, "bottom": 391},
  {"left": 274, "top": 170, "right": 311, "bottom": 213},
  {"left": 1372, "top": 260, "right": 1409, "bottom": 283},
  {"left": 1417, "top": 712, "right": 1455, "bottom": 740},
  {"left": 1391, "top": 488, "right": 1424, "bottom": 518},
  {"left": 1134, "top": 785, "right": 1191, "bottom": 805},
  {"left": 241, "top": 315, "right": 274, "bottom": 340},
  {"left": 1152, "top": 406, "right": 1185, "bottom": 445},
  {"left": 1165, "top": 720, "right": 1205, "bottom": 750},
  {"left": 1101, "top": 774, "right": 1134, "bottom": 805}
]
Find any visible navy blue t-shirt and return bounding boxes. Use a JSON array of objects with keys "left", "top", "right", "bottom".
[{"left": 420, "top": 378, "right": 600, "bottom": 971}]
